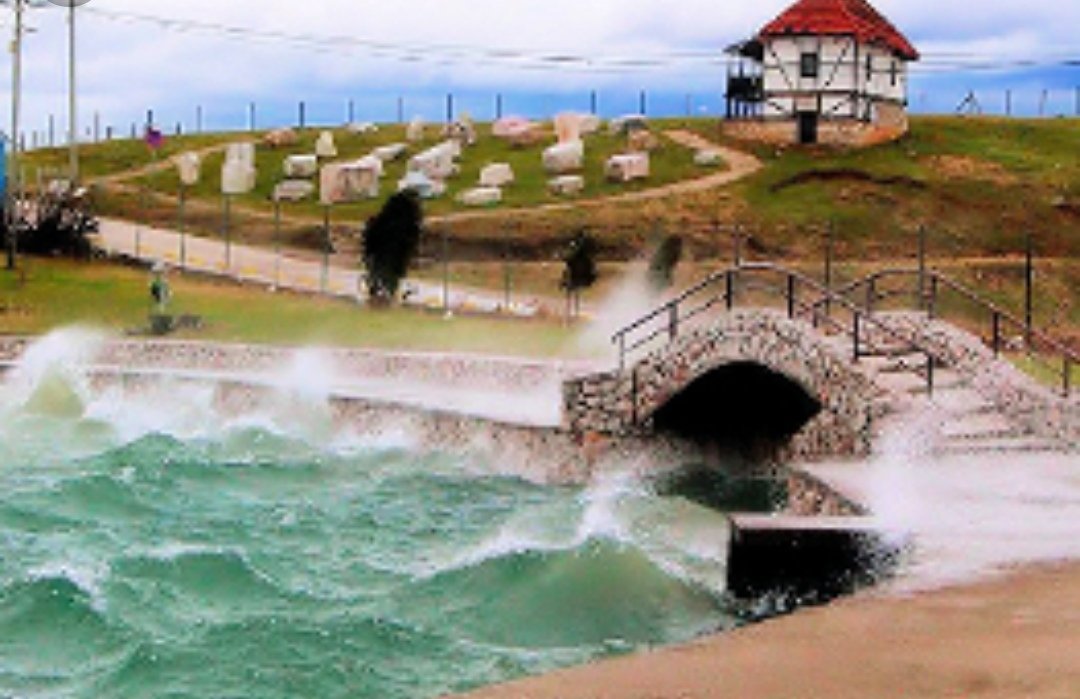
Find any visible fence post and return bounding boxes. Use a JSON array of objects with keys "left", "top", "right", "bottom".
[
  {"left": 639, "top": 89, "right": 647, "bottom": 115},
  {"left": 617, "top": 333, "right": 626, "bottom": 373},
  {"left": 1005, "top": 90, "right": 1012, "bottom": 117},
  {"left": 397, "top": 96, "right": 404, "bottom": 124},
  {"left": 852, "top": 312, "right": 861, "bottom": 360},
  {"left": 48, "top": 114, "right": 55, "bottom": 147},
  {"left": 668, "top": 303, "right": 679, "bottom": 340},
  {"left": 590, "top": 90, "right": 598, "bottom": 116},
  {"left": 787, "top": 274, "right": 797, "bottom": 319},
  {"left": 196, "top": 104, "right": 203, "bottom": 133},
  {"left": 322, "top": 205, "right": 331, "bottom": 293},
  {"left": 1024, "top": 232, "right": 1034, "bottom": 349},
  {"left": 1064, "top": 357, "right": 1071, "bottom": 397},
  {"left": 249, "top": 102, "right": 256, "bottom": 131},
  {"left": 917, "top": 224, "right": 927, "bottom": 311},
  {"left": 495, "top": 93, "right": 503, "bottom": 120},
  {"left": 298, "top": 101, "right": 306, "bottom": 129},
  {"left": 926, "top": 353, "right": 935, "bottom": 395},
  {"left": 446, "top": 93, "right": 454, "bottom": 124},
  {"left": 992, "top": 312, "right": 1001, "bottom": 356},
  {"left": 348, "top": 98, "right": 355, "bottom": 124},
  {"left": 725, "top": 270, "right": 735, "bottom": 310},
  {"left": 928, "top": 276, "right": 938, "bottom": 319},
  {"left": 93, "top": 112, "right": 100, "bottom": 143}
]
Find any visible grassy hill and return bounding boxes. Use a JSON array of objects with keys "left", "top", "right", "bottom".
[{"left": 17, "top": 115, "right": 1080, "bottom": 346}]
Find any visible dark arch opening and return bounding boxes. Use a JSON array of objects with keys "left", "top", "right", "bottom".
[{"left": 651, "top": 361, "right": 822, "bottom": 461}]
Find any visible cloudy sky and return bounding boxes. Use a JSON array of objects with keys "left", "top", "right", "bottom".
[{"left": 5, "top": 0, "right": 1079, "bottom": 139}]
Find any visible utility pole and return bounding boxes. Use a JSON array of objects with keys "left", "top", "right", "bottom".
[
  {"left": 67, "top": 0, "right": 78, "bottom": 183},
  {"left": 6, "top": 0, "right": 27, "bottom": 270}
]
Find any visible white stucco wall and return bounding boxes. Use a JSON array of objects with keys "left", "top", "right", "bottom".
[{"left": 760, "top": 36, "right": 909, "bottom": 119}]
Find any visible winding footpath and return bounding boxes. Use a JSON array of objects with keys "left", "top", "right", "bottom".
[{"left": 89, "top": 131, "right": 762, "bottom": 315}]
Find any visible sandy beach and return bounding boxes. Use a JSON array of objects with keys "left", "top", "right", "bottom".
[{"left": 458, "top": 561, "right": 1080, "bottom": 699}]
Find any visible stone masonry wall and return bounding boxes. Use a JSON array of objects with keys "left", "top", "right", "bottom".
[
  {"left": 563, "top": 310, "right": 885, "bottom": 461},
  {"left": 870, "top": 313, "right": 1080, "bottom": 446}
]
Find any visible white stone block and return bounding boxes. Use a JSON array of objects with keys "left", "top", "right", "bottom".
[
  {"left": 174, "top": 151, "right": 202, "bottom": 186},
  {"left": 694, "top": 149, "right": 723, "bottom": 166},
  {"left": 457, "top": 186, "right": 502, "bottom": 207},
  {"left": 283, "top": 154, "right": 318, "bottom": 178},
  {"left": 479, "top": 163, "right": 515, "bottom": 188},
  {"left": 315, "top": 131, "right": 338, "bottom": 158},
  {"left": 605, "top": 153, "right": 650, "bottom": 182},
  {"left": 543, "top": 140, "right": 584, "bottom": 174},
  {"left": 371, "top": 143, "right": 407, "bottom": 162},
  {"left": 273, "top": 179, "right": 315, "bottom": 202},
  {"left": 548, "top": 175, "right": 585, "bottom": 196}
]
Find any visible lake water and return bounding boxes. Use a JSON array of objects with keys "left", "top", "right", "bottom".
[{"left": 0, "top": 333, "right": 743, "bottom": 699}]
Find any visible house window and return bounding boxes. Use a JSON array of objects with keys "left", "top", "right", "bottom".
[{"left": 800, "top": 52, "right": 819, "bottom": 79}]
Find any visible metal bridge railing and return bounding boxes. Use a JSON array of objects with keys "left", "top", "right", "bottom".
[{"left": 611, "top": 261, "right": 943, "bottom": 395}]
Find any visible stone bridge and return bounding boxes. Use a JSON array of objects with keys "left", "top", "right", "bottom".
[
  {"left": 563, "top": 310, "right": 885, "bottom": 461},
  {"left": 563, "top": 305, "right": 1078, "bottom": 463}
]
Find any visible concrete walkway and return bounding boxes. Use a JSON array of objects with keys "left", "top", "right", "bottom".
[{"left": 93, "top": 217, "right": 546, "bottom": 317}]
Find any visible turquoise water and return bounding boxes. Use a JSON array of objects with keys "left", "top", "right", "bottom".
[{"left": 0, "top": 333, "right": 737, "bottom": 699}]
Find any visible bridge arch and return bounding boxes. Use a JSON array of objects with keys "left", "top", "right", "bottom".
[{"left": 563, "top": 311, "right": 880, "bottom": 461}]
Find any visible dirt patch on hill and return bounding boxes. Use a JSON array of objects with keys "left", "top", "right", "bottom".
[
  {"left": 924, "top": 155, "right": 1019, "bottom": 186},
  {"left": 770, "top": 168, "right": 926, "bottom": 193}
]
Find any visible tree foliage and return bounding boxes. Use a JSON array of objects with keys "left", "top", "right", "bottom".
[
  {"left": 647, "top": 235, "right": 683, "bottom": 292},
  {"left": 560, "top": 229, "right": 598, "bottom": 294},
  {"left": 362, "top": 191, "right": 423, "bottom": 304}
]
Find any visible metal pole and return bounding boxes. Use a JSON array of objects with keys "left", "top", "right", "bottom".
[
  {"left": 93, "top": 111, "right": 100, "bottom": 143},
  {"left": 196, "top": 104, "right": 203, "bottom": 133},
  {"left": 347, "top": 98, "right": 355, "bottom": 124},
  {"left": 223, "top": 194, "right": 231, "bottom": 271},
  {"left": 49, "top": 113, "right": 55, "bottom": 148},
  {"left": 178, "top": 184, "right": 186, "bottom": 269},
  {"left": 446, "top": 93, "right": 454, "bottom": 124},
  {"left": 1005, "top": 90, "right": 1012, "bottom": 117},
  {"left": 7, "top": 0, "right": 26, "bottom": 270},
  {"left": 273, "top": 199, "right": 282, "bottom": 289},
  {"left": 299, "top": 100, "right": 305, "bottom": 129},
  {"left": 321, "top": 205, "right": 330, "bottom": 293},
  {"left": 639, "top": 89, "right": 647, "bottom": 115},
  {"left": 590, "top": 90, "right": 598, "bottom": 116},
  {"left": 249, "top": 102, "right": 256, "bottom": 131},
  {"left": 917, "top": 224, "right": 927, "bottom": 311},
  {"left": 68, "top": 1, "right": 78, "bottom": 183},
  {"left": 824, "top": 221, "right": 834, "bottom": 320},
  {"left": 1024, "top": 232, "right": 1034, "bottom": 348},
  {"left": 441, "top": 227, "right": 449, "bottom": 313}
]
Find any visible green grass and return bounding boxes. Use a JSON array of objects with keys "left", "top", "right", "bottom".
[
  {"left": 0, "top": 258, "right": 578, "bottom": 356},
  {"left": 31, "top": 121, "right": 703, "bottom": 220}
]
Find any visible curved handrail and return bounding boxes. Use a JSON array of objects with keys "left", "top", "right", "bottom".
[
  {"left": 611, "top": 261, "right": 942, "bottom": 394},
  {"left": 816, "top": 268, "right": 1077, "bottom": 390}
]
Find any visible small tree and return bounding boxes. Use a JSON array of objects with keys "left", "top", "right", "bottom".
[
  {"left": 647, "top": 234, "right": 683, "bottom": 292},
  {"left": 362, "top": 191, "right": 423, "bottom": 305},
  {"left": 560, "top": 229, "right": 598, "bottom": 317}
]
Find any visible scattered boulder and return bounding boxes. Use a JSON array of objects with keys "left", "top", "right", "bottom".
[
  {"left": 609, "top": 114, "right": 649, "bottom": 135},
  {"left": 320, "top": 156, "right": 382, "bottom": 204},
  {"left": 694, "top": 149, "right": 724, "bottom": 167},
  {"left": 479, "top": 162, "right": 515, "bottom": 188},
  {"left": 398, "top": 171, "right": 446, "bottom": 199},
  {"left": 174, "top": 151, "right": 202, "bottom": 186},
  {"left": 628, "top": 130, "right": 661, "bottom": 152},
  {"left": 444, "top": 113, "right": 477, "bottom": 146},
  {"left": 605, "top": 153, "right": 650, "bottom": 182},
  {"left": 315, "top": 131, "right": 338, "bottom": 158},
  {"left": 345, "top": 121, "right": 378, "bottom": 135},
  {"left": 493, "top": 116, "right": 543, "bottom": 147},
  {"left": 409, "top": 141, "right": 460, "bottom": 180},
  {"left": 263, "top": 127, "right": 299, "bottom": 148},
  {"left": 543, "top": 140, "right": 584, "bottom": 174},
  {"left": 457, "top": 186, "right": 502, "bottom": 207},
  {"left": 371, "top": 143, "right": 408, "bottom": 162},
  {"left": 548, "top": 175, "right": 585, "bottom": 196},
  {"left": 273, "top": 179, "right": 316, "bottom": 202},
  {"left": 221, "top": 142, "right": 257, "bottom": 195},
  {"left": 406, "top": 117, "right": 426, "bottom": 143},
  {"left": 283, "top": 154, "right": 318, "bottom": 178}
]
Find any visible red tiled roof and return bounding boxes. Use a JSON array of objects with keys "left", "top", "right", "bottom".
[{"left": 759, "top": 0, "right": 919, "bottom": 61}]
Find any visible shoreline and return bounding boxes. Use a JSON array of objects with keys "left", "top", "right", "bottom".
[
  {"left": 4, "top": 332, "right": 1077, "bottom": 698},
  {"left": 455, "top": 560, "right": 1080, "bottom": 699}
]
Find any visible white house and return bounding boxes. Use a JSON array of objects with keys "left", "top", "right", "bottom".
[{"left": 725, "top": 0, "right": 919, "bottom": 146}]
